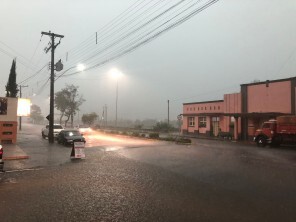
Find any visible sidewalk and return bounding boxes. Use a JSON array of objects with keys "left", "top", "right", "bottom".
[{"left": 2, "top": 143, "right": 29, "bottom": 160}]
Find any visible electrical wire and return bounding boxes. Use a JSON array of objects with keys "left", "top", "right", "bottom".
[
  {"left": 18, "top": 63, "right": 48, "bottom": 85},
  {"left": 63, "top": 0, "right": 165, "bottom": 68},
  {"left": 36, "top": 77, "right": 50, "bottom": 95},
  {"left": 60, "top": 0, "right": 219, "bottom": 77},
  {"left": 60, "top": 0, "right": 148, "bottom": 58},
  {"left": 76, "top": 0, "right": 186, "bottom": 66},
  {"left": 78, "top": 0, "right": 197, "bottom": 68}
]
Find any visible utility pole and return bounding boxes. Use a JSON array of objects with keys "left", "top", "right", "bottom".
[
  {"left": 19, "top": 85, "right": 28, "bottom": 131},
  {"left": 168, "top": 100, "right": 170, "bottom": 132},
  {"left": 105, "top": 105, "right": 108, "bottom": 128},
  {"left": 115, "top": 81, "right": 118, "bottom": 128},
  {"left": 41, "top": 31, "right": 64, "bottom": 143}
]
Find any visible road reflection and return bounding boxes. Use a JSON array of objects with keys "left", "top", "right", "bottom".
[{"left": 84, "top": 130, "right": 161, "bottom": 148}]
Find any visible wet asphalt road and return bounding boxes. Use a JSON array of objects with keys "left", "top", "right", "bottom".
[{"left": 0, "top": 124, "right": 296, "bottom": 221}]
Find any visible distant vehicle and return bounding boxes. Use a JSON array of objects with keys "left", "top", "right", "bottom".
[
  {"left": 57, "top": 129, "right": 86, "bottom": 145},
  {"left": 77, "top": 125, "right": 92, "bottom": 135},
  {"left": 254, "top": 116, "right": 296, "bottom": 147},
  {"left": 42, "top": 124, "right": 64, "bottom": 139}
]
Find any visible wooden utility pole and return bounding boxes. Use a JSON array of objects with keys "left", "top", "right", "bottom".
[
  {"left": 41, "top": 31, "right": 64, "bottom": 143},
  {"left": 168, "top": 100, "right": 170, "bottom": 132}
]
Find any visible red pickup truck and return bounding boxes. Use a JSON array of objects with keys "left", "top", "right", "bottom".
[{"left": 254, "top": 116, "right": 296, "bottom": 147}]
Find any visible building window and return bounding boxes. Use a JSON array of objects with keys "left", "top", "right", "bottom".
[
  {"left": 198, "top": 107, "right": 199, "bottom": 111},
  {"left": 3, "top": 124, "right": 13, "bottom": 127},
  {"left": 205, "top": 107, "right": 207, "bottom": 110},
  {"left": 188, "top": 117, "right": 195, "bottom": 127},
  {"left": 218, "top": 106, "right": 220, "bottom": 110},
  {"left": 199, "top": 117, "right": 206, "bottom": 128},
  {"left": 212, "top": 117, "right": 220, "bottom": 121},
  {"left": 210, "top": 106, "right": 211, "bottom": 110}
]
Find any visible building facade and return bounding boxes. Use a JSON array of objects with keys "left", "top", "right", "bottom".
[
  {"left": 0, "top": 97, "right": 18, "bottom": 144},
  {"left": 182, "top": 77, "right": 296, "bottom": 141}
]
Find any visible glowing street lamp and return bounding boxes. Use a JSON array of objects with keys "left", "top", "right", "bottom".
[{"left": 77, "top": 64, "right": 85, "bottom": 72}]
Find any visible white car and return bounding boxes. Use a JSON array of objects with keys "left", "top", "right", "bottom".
[
  {"left": 76, "top": 125, "right": 92, "bottom": 135},
  {"left": 42, "top": 124, "right": 64, "bottom": 139}
]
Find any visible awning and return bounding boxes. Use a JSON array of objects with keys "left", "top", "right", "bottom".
[{"left": 182, "top": 112, "right": 289, "bottom": 118}]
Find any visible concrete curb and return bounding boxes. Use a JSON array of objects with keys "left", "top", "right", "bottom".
[{"left": 3, "top": 156, "right": 29, "bottom": 160}]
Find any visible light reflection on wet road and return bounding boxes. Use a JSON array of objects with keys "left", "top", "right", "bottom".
[{"left": 1, "top": 124, "right": 296, "bottom": 221}]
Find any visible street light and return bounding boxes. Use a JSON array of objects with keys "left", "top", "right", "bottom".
[
  {"left": 110, "top": 68, "right": 122, "bottom": 128},
  {"left": 77, "top": 64, "right": 85, "bottom": 72}
]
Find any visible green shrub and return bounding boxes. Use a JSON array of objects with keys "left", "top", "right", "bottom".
[
  {"left": 149, "top": 133, "right": 159, "bottom": 139},
  {"left": 161, "top": 137, "right": 175, "bottom": 141},
  {"left": 176, "top": 137, "right": 191, "bottom": 144},
  {"left": 132, "top": 132, "right": 140, "bottom": 137}
]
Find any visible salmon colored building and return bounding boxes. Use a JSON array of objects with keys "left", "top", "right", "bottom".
[
  {"left": 182, "top": 77, "right": 296, "bottom": 141},
  {"left": 0, "top": 97, "right": 18, "bottom": 144}
]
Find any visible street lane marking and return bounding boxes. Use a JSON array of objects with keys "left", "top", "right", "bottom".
[{"left": 0, "top": 167, "right": 44, "bottom": 173}]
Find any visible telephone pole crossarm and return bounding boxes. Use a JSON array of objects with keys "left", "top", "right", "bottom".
[{"left": 41, "top": 31, "right": 64, "bottom": 39}]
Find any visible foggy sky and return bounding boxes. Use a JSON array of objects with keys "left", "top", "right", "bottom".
[{"left": 0, "top": 0, "right": 295, "bottom": 122}]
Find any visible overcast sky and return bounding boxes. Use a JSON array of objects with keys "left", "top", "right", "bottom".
[{"left": 0, "top": 0, "right": 295, "bottom": 122}]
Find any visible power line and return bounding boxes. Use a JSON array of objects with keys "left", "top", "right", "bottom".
[
  {"left": 76, "top": 0, "right": 186, "bottom": 67},
  {"left": 59, "top": 0, "right": 148, "bottom": 59},
  {"left": 0, "top": 40, "right": 42, "bottom": 71},
  {"left": 60, "top": 0, "right": 219, "bottom": 76},
  {"left": 17, "top": 63, "right": 48, "bottom": 85},
  {"left": 78, "top": 0, "right": 198, "bottom": 68},
  {"left": 36, "top": 77, "right": 50, "bottom": 95},
  {"left": 62, "top": 0, "right": 163, "bottom": 68}
]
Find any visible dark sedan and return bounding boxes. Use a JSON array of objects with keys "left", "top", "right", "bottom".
[{"left": 57, "top": 129, "right": 86, "bottom": 145}]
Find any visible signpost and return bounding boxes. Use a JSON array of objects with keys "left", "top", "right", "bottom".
[
  {"left": 71, "top": 141, "right": 85, "bottom": 159},
  {"left": 0, "top": 145, "right": 4, "bottom": 172}
]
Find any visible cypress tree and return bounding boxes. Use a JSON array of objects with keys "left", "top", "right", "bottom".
[{"left": 6, "top": 59, "right": 19, "bottom": 97}]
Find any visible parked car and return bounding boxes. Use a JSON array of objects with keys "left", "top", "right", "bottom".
[
  {"left": 77, "top": 125, "right": 92, "bottom": 135},
  {"left": 57, "top": 129, "right": 86, "bottom": 145},
  {"left": 42, "top": 124, "right": 64, "bottom": 139}
]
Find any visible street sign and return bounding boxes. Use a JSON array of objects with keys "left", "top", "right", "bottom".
[{"left": 71, "top": 141, "right": 85, "bottom": 159}]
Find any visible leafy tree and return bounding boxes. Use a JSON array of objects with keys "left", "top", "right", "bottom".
[
  {"left": 153, "top": 122, "right": 173, "bottom": 132},
  {"left": 81, "top": 112, "right": 98, "bottom": 126},
  {"left": 55, "top": 85, "right": 85, "bottom": 127},
  {"left": 6, "top": 59, "right": 19, "bottom": 97},
  {"left": 134, "top": 124, "right": 143, "bottom": 130},
  {"left": 30, "top": 104, "right": 44, "bottom": 124}
]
